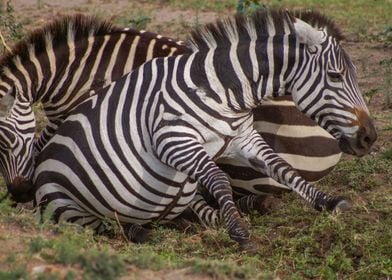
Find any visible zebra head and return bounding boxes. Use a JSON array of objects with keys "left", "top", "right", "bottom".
[
  {"left": 288, "top": 13, "right": 376, "bottom": 157},
  {"left": 0, "top": 89, "right": 36, "bottom": 202}
]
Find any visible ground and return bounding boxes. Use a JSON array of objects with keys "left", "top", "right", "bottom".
[{"left": 0, "top": 0, "right": 391, "bottom": 279}]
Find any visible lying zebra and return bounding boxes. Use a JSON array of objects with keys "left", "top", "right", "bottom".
[
  {"left": 0, "top": 14, "right": 340, "bottom": 211},
  {"left": 28, "top": 9, "right": 375, "bottom": 250}
]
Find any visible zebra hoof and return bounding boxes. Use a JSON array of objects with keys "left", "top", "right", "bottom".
[
  {"left": 333, "top": 199, "right": 352, "bottom": 213},
  {"left": 238, "top": 239, "right": 259, "bottom": 254},
  {"left": 319, "top": 196, "right": 352, "bottom": 212}
]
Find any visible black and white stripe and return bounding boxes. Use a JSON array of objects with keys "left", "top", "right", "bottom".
[
  {"left": 34, "top": 9, "right": 375, "bottom": 249},
  {"left": 0, "top": 15, "right": 187, "bottom": 198},
  {"left": 0, "top": 14, "right": 341, "bottom": 206}
]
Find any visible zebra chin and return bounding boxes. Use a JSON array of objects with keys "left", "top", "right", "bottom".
[{"left": 7, "top": 177, "right": 35, "bottom": 203}]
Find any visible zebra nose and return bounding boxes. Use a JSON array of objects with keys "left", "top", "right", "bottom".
[
  {"left": 357, "top": 120, "right": 377, "bottom": 152},
  {"left": 338, "top": 121, "right": 377, "bottom": 157},
  {"left": 7, "top": 177, "right": 35, "bottom": 203}
]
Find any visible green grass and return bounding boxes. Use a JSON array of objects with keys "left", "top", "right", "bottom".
[{"left": 154, "top": 0, "right": 392, "bottom": 41}]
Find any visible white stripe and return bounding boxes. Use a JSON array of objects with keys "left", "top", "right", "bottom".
[
  {"left": 41, "top": 34, "right": 56, "bottom": 99},
  {"left": 229, "top": 41, "right": 253, "bottom": 106},
  {"left": 28, "top": 45, "right": 44, "bottom": 99},
  {"left": 204, "top": 48, "right": 226, "bottom": 96},
  {"left": 58, "top": 36, "right": 95, "bottom": 105},
  {"left": 104, "top": 33, "right": 127, "bottom": 82},
  {"left": 82, "top": 35, "right": 110, "bottom": 91},
  {"left": 146, "top": 38, "right": 156, "bottom": 60},
  {"left": 264, "top": 13, "right": 276, "bottom": 99},
  {"left": 278, "top": 153, "right": 341, "bottom": 172},
  {"left": 123, "top": 35, "right": 140, "bottom": 74},
  {"left": 253, "top": 121, "right": 334, "bottom": 138},
  {"left": 218, "top": 151, "right": 340, "bottom": 173},
  {"left": 2, "top": 68, "right": 23, "bottom": 98},
  {"left": 13, "top": 57, "right": 32, "bottom": 101},
  {"left": 46, "top": 33, "right": 76, "bottom": 104},
  {"left": 262, "top": 99, "right": 296, "bottom": 107}
]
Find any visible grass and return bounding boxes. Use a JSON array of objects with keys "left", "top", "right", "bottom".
[{"left": 154, "top": 0, "right": 392, "bottom": 41}]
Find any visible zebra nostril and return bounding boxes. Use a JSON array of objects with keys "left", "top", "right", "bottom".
[
  {"left": 358, "top": 128, "right": 376, "bottom": 151},
  {"left": 359, "top": 134, "right": 371, "bottom": 150}
]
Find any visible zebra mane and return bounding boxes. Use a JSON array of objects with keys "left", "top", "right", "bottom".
[
  {"left": 188, "top": 9, "right": 344, "bottom": 51},
  {"left": 0, "top": 14, "right": 121, "bottom": 72},
  {"left": 291, "top": 9, "right": 344, "bottom": 41}
]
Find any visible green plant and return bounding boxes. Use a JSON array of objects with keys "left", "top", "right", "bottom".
[
  {"left": 380, "top": 58, "right": 392, "bottom": 108},
  {"left": 363, "top": 88, "right": 378, "bottom": 104},
  {"left": 382, "top": 146, "right": 392, "bottom": 160},
  {"left": 30, "top": 236, "right": 51, "bottom": 254},
  {"left": 0, "top": 1, "right": 24, "bottom": 44},
  {"left": 0, "top": 266, "right": 28, "bottom": 280},
  {"left": 237, "top": 0, "right": 265, "bottom": 14},
  {"left": 79, "top": 249, "right": 126, "bottom": 280},
  {"left": 128, "top": 15, "right": 151, "bottom": 30}
]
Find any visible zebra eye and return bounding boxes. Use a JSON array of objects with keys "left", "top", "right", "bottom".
[{"left": 327, "top": 71, "right": 343, "bottom": 83}]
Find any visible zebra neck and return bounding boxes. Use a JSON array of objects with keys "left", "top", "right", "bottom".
[
  {"left": 254, "top": 39, "right": 305, "bottom": 103},
  {"left": 192, "top": 49, "right": 261, "bottom": 112}
]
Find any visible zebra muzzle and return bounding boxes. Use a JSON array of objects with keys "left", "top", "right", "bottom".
[
  {"left": 7, "top": 177, "right": 35, "bottom": 203},
  {"left": 339, "top": 121, "right": 377, "bottom": 157}
]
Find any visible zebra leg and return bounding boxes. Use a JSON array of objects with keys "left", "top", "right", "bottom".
[
  {"left": 234, "top": 194, "right": 283, "bottom": 215},
  {"left": 189, "top": 191, "right": 282, "bottom": 227},
  {"left": 156, "top": 139, "right": 257, "bottom": 252},
  {"left": 194, "top": 172, "right": 257, "bottom": 252},
  {"left": 189, "top": 190, "right": 221, "bottom": 228},
  {"left": 233, "top": 130, "right": 350, "bottom": 212},
  {"left": 122, "top": 224, "right": 152, "bottom": 244}
]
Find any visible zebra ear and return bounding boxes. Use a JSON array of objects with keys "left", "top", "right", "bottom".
[
  {"left": 286, "top": 11, "right": 325, "bottom": 46},
  {"left": 0, "top": 90, "right": 16, "bottom": 118}
]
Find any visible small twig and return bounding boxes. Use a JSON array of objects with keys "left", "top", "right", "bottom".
[
  {"left": 0, "top": 30, "right": 11, "bottom": 53},
  {"left": 114, "top": 211, "right": 128, "bottom": 242}
]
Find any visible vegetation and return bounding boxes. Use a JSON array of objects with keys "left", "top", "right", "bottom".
[
  {"left": 0, "top": 0, "right": 391, "bottom": 279},
  {"left": 0, "top": 1, "right": 24, "bottom": 52}
]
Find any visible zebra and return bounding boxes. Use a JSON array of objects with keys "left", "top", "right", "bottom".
[
  {"left": 0, "top": 91, "right": 36, "bottom": 202},
  {"left": 33, "top": 9, "right": 376, "bottom": 250},
  {"left": 0, "top": 14, "right": 187, "bottom": 201},
  {"left": 0, "top": 14, "right": 341, "bottom": 205}
]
